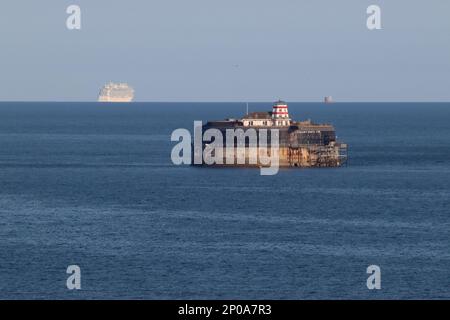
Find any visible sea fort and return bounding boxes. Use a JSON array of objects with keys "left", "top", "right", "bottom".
[{"left": 171, "top": 100, "right": 347, "bottom": 175}]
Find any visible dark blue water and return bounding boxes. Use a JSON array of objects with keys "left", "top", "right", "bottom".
[{"left": 0, "top": 102, "right": 449, "bottom": 299}]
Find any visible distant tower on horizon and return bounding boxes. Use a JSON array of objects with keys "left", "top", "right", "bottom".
[{"left": 324, "top": 96, "right": 333, "bottom": 104}]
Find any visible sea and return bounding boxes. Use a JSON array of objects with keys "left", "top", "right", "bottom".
[{"left": 0, "top": 102, "right": 449, "bottom": 299}]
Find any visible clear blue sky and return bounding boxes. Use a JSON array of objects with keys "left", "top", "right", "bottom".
[{"left": 0, "top": 0, "right": 449, "bottom": 102}]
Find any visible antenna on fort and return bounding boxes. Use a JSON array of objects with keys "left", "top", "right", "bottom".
[{"left": 246, "top": 102, "right": 249, "bottom": 116}]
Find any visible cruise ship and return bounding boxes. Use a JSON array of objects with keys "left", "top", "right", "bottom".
[{"left": 98, "top": 82, "right": 134, "bottom": 102}]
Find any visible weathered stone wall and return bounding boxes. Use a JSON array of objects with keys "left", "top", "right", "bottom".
[{"left": 201, "top": 145, "right": 345, "bottom": 168}]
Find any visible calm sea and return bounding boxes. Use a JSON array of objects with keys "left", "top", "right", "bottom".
[{"left": 0, "top": 102, "right": 449, "bottom": 299}]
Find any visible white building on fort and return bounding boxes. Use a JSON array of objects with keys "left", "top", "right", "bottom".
[{"left": 242, "top": 100, "right": 291, "bottom": 127}]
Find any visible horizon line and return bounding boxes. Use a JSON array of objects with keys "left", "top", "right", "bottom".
[{"left": 1, "top": 100, "right": 450, "bottom": 104}]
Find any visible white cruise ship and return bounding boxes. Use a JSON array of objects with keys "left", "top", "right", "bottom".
[{"left": 98, "top": 82, "right": 134, "bottom": 102}]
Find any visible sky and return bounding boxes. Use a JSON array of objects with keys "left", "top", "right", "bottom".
[{"left": 0, "top": 0, "right": 449, "bottom": 102}]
